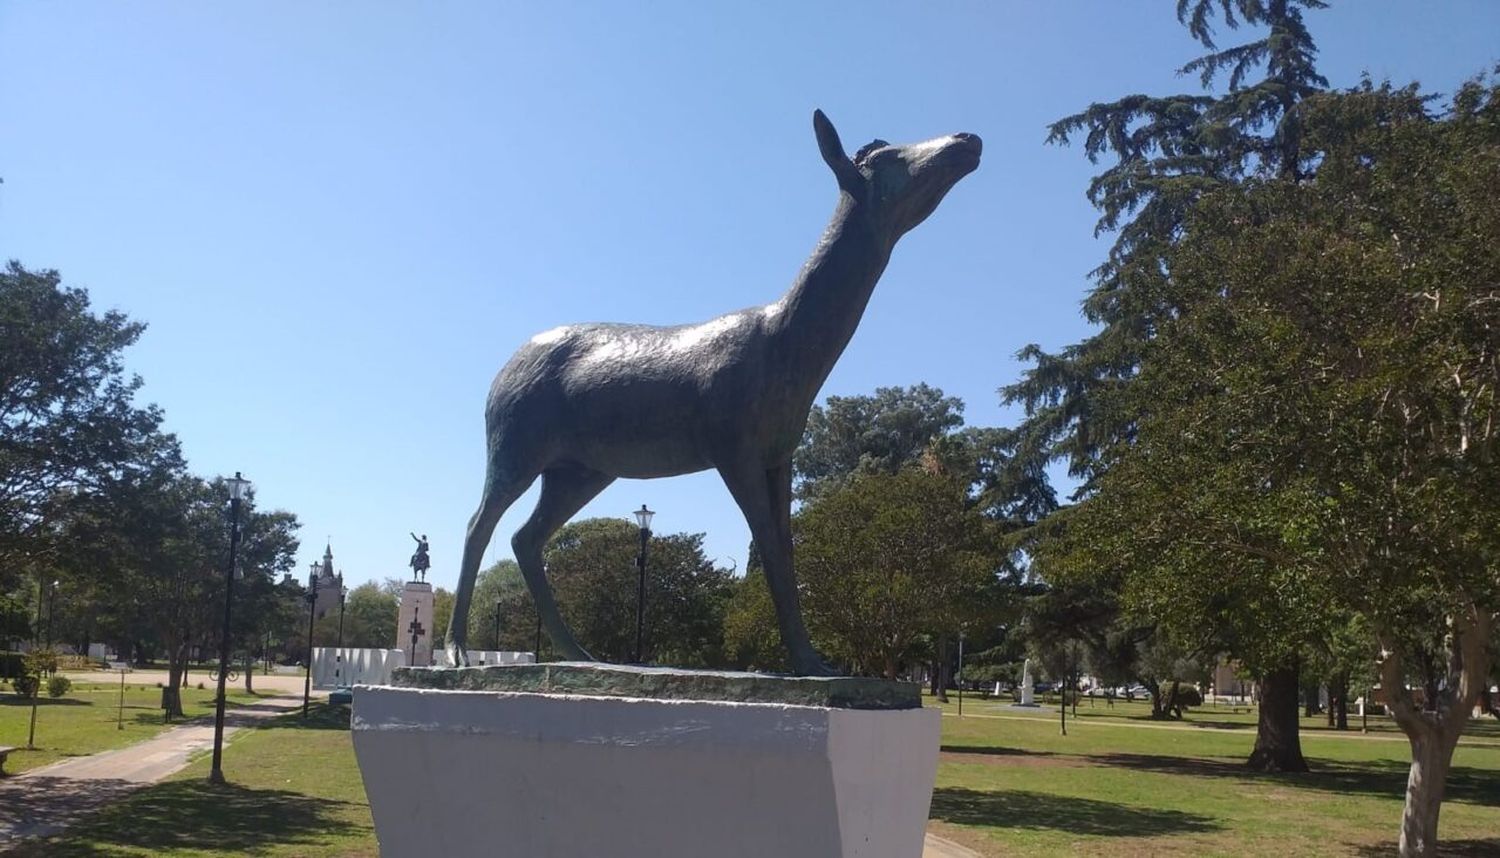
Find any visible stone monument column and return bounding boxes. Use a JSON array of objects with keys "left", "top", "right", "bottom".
[{"left": 396, "top": 581, "right": 434, "bottom": 667}]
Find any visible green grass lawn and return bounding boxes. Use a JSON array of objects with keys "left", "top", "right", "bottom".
[
  {"left": 0, "top": 680, "right": 269, "bottom": 773},
  {"left": 930, "top": 695, "right": 1500, "bottom": 856},
  {"left": 12, "top": 695, "right": 1500, "bottom": 857},
  {"left": 10, "top": 703, "right": 375, "bottom": 858}
]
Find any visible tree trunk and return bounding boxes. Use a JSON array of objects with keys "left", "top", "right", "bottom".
[
  {"left": 1382, "top": 609, "right": 1490, "bottom": 857},
  {"left": 1303, "top": 677, "right": 1322, "bottom": 717},
  {"left": 934, "top": 638, "right": 949, "bottom": 703},
  {"left": 1399, "top": 728, "right": 1458, "bottom": 857},
  {"left": 243, "top": 651, "right": 255, "bottom": 694},
  {"left": 163, "top": 642, "right": 188, "bottom": 720},
  {"left": 1332, "top": 670, "right": 1350, "bottom": 731},
  {"left": 1247, "top": 660, "right": 1308, "bottom": 772},
  {"left": 1146, "top": 678, "right": 1167, "bottom": 719}
]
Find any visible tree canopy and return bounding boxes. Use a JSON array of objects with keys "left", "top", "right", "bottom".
[
  {"left": 0, "top": 262, "right": 180, "bottom": 575},
  {"left": 794, "top": 469, "right": 1003, "bottom": 678},
  {"left": 1034, "top": 72, "right": 1500, "bottom": 853}
]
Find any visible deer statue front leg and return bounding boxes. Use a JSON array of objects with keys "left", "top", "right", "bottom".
[{"left": 720, "top": 458, "right": 836, "bottom": 676}]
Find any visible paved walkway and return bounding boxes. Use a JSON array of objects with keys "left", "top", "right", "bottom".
[
  {"left": 924, "top": 832, "right": 982, "bottom": 857},
  {"left": 0, "top": 695, "right": 303, "bottom": 847}
]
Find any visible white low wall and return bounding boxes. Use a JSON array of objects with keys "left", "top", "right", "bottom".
[
  {"left": 431, "top": 649, "right": 535, "bottom": 668},
  {"left": 313, "top": 648, "right": 535, "bottom": 687},
  {"left": 312, "top": 647, "right": 406, "bottom": 689}
]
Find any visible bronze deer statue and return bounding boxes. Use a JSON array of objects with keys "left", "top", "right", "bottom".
[{"left": 447, "top": 111, "right": 981, "bottom": 675}]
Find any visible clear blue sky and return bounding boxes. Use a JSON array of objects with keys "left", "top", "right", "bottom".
[{"left": 3, "top": 3, "right": 1497, "bottom": 590}]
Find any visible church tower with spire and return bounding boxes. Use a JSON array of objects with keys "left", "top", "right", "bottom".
[{"left": 312, "top": 542, "right": 343, "bottom": 620}]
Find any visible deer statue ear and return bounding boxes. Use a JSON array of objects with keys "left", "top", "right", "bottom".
[{"left": 813, "top": 109, "right": 863, "bottom": 194}]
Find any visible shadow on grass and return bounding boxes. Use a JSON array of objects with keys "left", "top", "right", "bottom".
[
  {"left": 0, "top": 697, "right": 91, "bottom": 708},
  {"left": 941, "top": 744, "right": 1058, "bottom": 760},
  {"left": 1351, "top": 837, "right": 1500, "bottom": 857},
  {"left": 1083, "top": 752, "right": 1500, "bottom": 809},
  {"left": 9, "top": 780, "right": 363, "bottom": 857},
  {"left": 930, "top": 787, "right": 1220, "bottom": 836}
]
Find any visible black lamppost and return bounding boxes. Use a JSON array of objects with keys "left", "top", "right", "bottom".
[
  {"left": 44, "top": 579, "right": 59, "bottom": 652},
  {"left": 209, "top": 471, "right": 250, "bottom": 785},
  {"left": 956, "top": 631, "right": 965, "bottom": 718},
  {"left": 632, "top": 504, "right": 654, "bottom": 664},
  {"left": 303, "top": 562, "right": 320, "bottom": 718},
  {"left": 335, "top": 575, "right": 347, "bottom": 687}
]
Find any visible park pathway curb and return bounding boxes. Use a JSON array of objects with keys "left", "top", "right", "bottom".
[{"left": 0, "top": 694, "right": 302, "bottom": 848}]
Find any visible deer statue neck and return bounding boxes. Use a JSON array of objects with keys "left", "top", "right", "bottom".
[{"left": 768, "top": 193, "right": 891, "bottom": 394}]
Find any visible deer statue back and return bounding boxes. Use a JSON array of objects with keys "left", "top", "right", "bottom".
[{"left": 447, "top": 111, "right": 981, "bottom": 675}]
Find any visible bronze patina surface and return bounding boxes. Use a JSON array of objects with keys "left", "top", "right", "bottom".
[{"left": 445, "top": 112, "right": 981, "bottom": 676}]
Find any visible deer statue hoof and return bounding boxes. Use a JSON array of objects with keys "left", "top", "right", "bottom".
[
  {"left": 792, "top": 651, "right": 840, "bottom": 678},
  {"left": 445, "top": 638, "right": 470, "bottom": 668}
]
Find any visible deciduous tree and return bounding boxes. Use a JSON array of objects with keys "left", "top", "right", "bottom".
[{"left": 794, "top": 469, "right": 1001, "bottom": 679}]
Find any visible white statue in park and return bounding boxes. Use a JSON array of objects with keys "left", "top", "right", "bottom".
[{"left": 1020, "top": 658, "right": 1036, "bottom": 706}]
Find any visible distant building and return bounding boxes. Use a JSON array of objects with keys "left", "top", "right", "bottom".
[
  {"left": 311, "top": 543, "right": 344, "bottom": 620},
  {"left": 1212, "top": 659, "right": 1255, "bottom": 703}
]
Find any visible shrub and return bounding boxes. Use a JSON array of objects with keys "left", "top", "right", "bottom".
[
  {"left": 47, "top": 674, "right": 72, "bottom": 697},
  {"left": 1164, "top": 682, "right": 1203, "bottom": 715},
  {"left": 11, "top": 672, "right": 40, "bottom": 698}
]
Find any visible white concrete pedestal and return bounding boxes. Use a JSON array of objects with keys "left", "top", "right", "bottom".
[{"left": 352, "top": 686, "right": 940, "bottom": 857}]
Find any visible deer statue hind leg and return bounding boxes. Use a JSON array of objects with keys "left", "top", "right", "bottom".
[
  {"left": 447, "top": 468, "right": 538, "bottom": 667},
  {"left": 510, "top": 464, "right": 616, "bottom": 662},
  {"left": 720, "top": 459, "right": 837, "bottom": 676}
]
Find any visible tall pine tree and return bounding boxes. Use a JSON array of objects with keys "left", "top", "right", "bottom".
[{"left": 1005, "top": 0, "right": 1330, "bottom": 772}]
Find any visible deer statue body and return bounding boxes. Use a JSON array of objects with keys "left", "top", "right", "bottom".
[{"left": 447, "top": 111, "right": 981, "bottom": 675}]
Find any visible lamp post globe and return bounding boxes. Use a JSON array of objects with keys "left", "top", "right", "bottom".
[
  {"left": 632, "top": 505, "right": 654, "bottom": 664},
  {"left": 209, "top": 471, "right": 250, "bottom": 784}
]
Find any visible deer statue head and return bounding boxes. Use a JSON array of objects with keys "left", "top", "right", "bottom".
[{"left": 813, "top": 109, "right": 982, "bottom": 249}]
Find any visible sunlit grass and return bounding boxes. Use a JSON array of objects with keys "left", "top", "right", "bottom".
[{"left": 0, "top": 679, "right": 270, "bottom": 773}]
